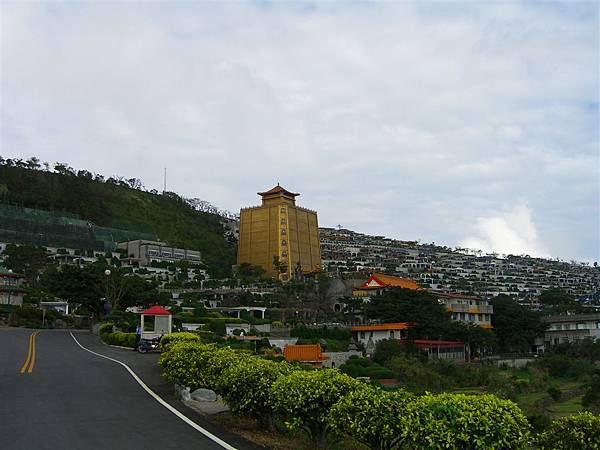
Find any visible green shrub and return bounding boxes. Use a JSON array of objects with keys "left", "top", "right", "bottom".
[
  {"left": 160, "top": 332, "right": 200, "bottom": 350},
  {"left": 158, "top": 341, "right": 216, "bottom": 390},
  {"left": 402, "top": 393, "right": 531, "bottom": 449},
  {"left": 329, "top": 385, "right": 414, "bottom": 450},
  {"left": 98, "top": 322, "right": 113, "bottom": 335},
  {"left": 537, "top": 412, "right": 600, "bottom": 450},
  {"left": 547, "top": 385, "right": 562, "bottom": 401},
  {"left": 103, "top": 332, "right": 136, "bottom": 348},
  {"left": 217, "top": 358, "right": 295, "bottom": 429},
  {"left": 270, "top": 369, "right": 363, "bottom": 449},
  {"left": 201, "top": 347, "right": 251, "bottom": 389}
]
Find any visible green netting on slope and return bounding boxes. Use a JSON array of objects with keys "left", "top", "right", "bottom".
[{"left": 0, "top": 203, "right": 156, "bottom": 251}]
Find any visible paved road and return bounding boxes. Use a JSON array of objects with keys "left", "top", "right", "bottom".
[{"left": 0, "top": 328, "right": 261, "bottom": 450}]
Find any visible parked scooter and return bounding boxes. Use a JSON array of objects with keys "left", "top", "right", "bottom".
[{"left": 137, "top": 337, "right": 161, "bottom": 353}]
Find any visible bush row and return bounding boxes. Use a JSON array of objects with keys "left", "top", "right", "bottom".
[
  {"left": 159, "top": 340, "right": 570, "bottom": 449},
  {"left": 101, "top": 330, "right": 136, "bottom": 348}
]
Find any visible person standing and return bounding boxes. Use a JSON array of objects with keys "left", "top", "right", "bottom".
[{"left": 133, "top": 324, "right": 141, "bottom": 351}]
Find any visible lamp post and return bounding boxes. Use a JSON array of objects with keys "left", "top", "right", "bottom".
[{"left": 104, "top": 269, "right": 111, "bottom": 312}]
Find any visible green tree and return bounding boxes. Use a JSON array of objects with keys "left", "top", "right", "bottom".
[
  {"left": 217, "top": 358, "right": 295, "bottom": 430},
  {"left": 366, "top": 288, "right": 451, "bottom": 339},
  {"left": 270, "top": 369, "right": 363, "bottom": 449},
  {"left": 537, "top": 412, "right": 600, "bottom": 450},
  {"left": 328, "top": 386, "right": 414, "bottom": 450},
  {"left": 540, "top": 287, "right": 578, "bottom": 313},
  {"left": 403, "top": 393, "right": 531, "bottom": 449},
  {"left": 2, "top": 244, "right": 50, "bottom": 287},
  {"left": 41, "top": 263, "right": 106, "bottom": 317},
  {"left": 492, "top": 295, "right": 547, "bottom": 353}
]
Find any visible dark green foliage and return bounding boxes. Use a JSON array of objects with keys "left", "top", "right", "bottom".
[
  {"left": 102, "top": 331, "right": 136, "bottom": 348},
  {"left": 582, "top": 369, "right": 600, "bottom": 413},
  {"left": 0, "top": 163, "right": 235, "bottom": 277},
  {"left": 547, "top": 385, "right": 562, "bottom": 401},
  {"left": 2, "top": 244, "right": 50, "bottom": 287},
  {"left": 340, "top": 357, "right": 394, "bottom": 379},
  {"left": 539, "top": 287, "right": 577, "bottom": 313},
  {"left": 537, "top": 412, "right": 600, "bottom": 450},
  {"left": 535, "top": 353, "right": 595, "bottom": 379},
  {"left": 492, "top": 295, "right": 547, "bottom": 353},
  {"left": 366, "top": 288, "right": 451, "bottom": 339}
]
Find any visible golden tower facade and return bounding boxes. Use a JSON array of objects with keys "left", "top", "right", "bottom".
[{"left": 237, "top": 185, "right": 321, "bottom": 280}]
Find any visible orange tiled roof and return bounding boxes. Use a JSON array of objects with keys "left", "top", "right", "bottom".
[
  {"left": 351, "top": 322, "right": 410, "bottom": 332},
  {"left": 356, "top": 273, "right": 420, "bottom": 290},
  {"left": 283, "top": 344, "right": 328, "bottom": 362}
]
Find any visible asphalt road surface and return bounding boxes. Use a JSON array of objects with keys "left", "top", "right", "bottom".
[{"left": 0, "top": 328, "right": 260, "bottom": 450}]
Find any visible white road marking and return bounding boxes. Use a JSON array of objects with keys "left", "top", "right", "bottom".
[{"left": 69, "top": 332, "right": 237, "bottom": 450}]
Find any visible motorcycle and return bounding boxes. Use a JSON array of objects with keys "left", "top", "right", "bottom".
[{"left": 137, "top": 337, "right": 161, "bottom": 353}]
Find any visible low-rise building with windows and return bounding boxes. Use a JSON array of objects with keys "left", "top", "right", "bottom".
[
  {"left": 351, "top": 322, "right": 410, "bottom": 353},
  {"left": 433, "top": 292, "right": 493, "bottom": 329},
  {"left": 542, "top": 313, "right": 600, "bottom": 346},
  {"left": 117, "top": 240, "right": 202, "bottom": 267}
]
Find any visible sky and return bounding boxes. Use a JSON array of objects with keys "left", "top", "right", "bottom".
[{"left": 1, "top": 1, "right": 598, "bottom": 262}]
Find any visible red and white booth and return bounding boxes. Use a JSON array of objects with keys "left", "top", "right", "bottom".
[{"left": 140, "top": 305, "right": 172, "bottom": 339}]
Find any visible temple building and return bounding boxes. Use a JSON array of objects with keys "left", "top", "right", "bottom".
[{"left": 237, "top": 185, "right": 321, "bottom": 281}]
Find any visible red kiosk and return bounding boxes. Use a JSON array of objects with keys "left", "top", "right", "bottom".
[{"left": 140, "top": 305, "right": 172, "bottom": 339}]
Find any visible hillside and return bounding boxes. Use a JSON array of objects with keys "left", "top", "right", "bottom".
[{"left": 0, "top": 159, "right": 236, "bottom": 277}]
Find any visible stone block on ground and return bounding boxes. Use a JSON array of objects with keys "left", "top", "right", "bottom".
[{"left": 191, "top": 388, "right": 217, "bottom": 402}]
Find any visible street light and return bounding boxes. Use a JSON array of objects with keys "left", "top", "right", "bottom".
[{"left": 104, "top": 269, "right": 111, "bottom": 313}]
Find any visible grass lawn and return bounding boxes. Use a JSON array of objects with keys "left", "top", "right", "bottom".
[{"left": 547, "top": 395, "right": 585, "bottom": 418}]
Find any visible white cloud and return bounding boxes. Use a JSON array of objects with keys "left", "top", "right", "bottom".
[
  {"left": 1, "top": 1, "right": 598, "bottom": 261},
  {"left": 459, "top": 204, "right": 550, "bottom": 257}
]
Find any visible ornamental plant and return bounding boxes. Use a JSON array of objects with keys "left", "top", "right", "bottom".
[
  {"left": 158, "top": 341, "right": 215, "bottom": 390},
  {"left": 217, "top": 358, "right": 295, "bottom": 429},
  {"left": 201, "top": 347, "right": 252, "bottom": 390},
  {"left": 270, "top": 369, "right": 363, "bottom": 449},
  {"left": 537, "top": 412, "right": 600, "bottom": 450},
  {"left": 328, "top": 385, "right": 414, "bottom": 450},
  {"left": 159, "top": 331, "right": 200, "bottom": 350},
  {"left": 402, "top": 393, "right": 531, "bottom": 450}
]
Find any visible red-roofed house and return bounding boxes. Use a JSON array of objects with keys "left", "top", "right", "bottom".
[
  {"left": 351, "top": 322, "right": 410, "bottom": 349},
  {"left": 353, "top": 273, "right": 421, "bottom": 298}
]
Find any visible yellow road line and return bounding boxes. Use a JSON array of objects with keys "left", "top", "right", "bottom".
[
  {"left": 28, "top": 332, "right": 38, "bottom": 373},
  {"left": 20, "top": 331, "right": 38, "bottom": 374}
]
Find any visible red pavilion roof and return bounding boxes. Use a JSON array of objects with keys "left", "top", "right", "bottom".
[{"left": 141, "top": 305, "right": 171, "bottom": 316}]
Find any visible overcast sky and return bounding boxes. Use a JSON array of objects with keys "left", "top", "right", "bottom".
[{"left": 2, "top": 1, "right": 598, "bottom": 262}]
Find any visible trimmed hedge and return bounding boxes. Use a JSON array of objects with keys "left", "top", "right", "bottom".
[
  {"left": 270, "top": 369, "right": 363, "bottom": 449},
  {"left": 217, "top": 358, "right": 295, "bottom": 429},
  {"left": 329, "top": 386, "right": 414, "bottom": 450},
  {"left": 160, "top": 332, "right": 200, "bottom": 350},
  {"left": 537, "top": 412, "right": 600, "bottom": 450},
  {"left": 402, "top": 393, "right": 531, "bottom": 449},
  {"left": 102, "top": 331, "right": 136, "bottom": 348}
]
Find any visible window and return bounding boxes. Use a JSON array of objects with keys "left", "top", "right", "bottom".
[
  {"left": 281, "top": 219, "right": 286, "bottom": 225},
  {"left": 281, "top": 240, "right": 287, "bottom": 246},
  {"left": 360, "top": 332, "right": 365, "bottom": 339},
  {"left": 281, "top": 251, "right": 287, "bottom": 256},
  {"left": 280, "top": 207, "right": 286, "bottom": 213},
  {"left": 389, "top": 330, "right": 395, "bottom": 338},
  {"left": 281, "top": 229, "right": 286, "bottom": 235}
]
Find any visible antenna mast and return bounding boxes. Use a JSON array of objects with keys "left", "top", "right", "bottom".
[{"left": 163, "top": 167, "right": 167, "bottom": 193}]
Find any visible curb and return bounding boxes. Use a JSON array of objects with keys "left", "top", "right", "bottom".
[{"left": 99, "top": 338, "right": 135, "bottom": 351}]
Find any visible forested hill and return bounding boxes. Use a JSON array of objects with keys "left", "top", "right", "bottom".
[{"left": 0, "top": 158, "right": 236, "bottom": 277}]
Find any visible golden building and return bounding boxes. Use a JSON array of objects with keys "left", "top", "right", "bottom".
[{"left": 237, "top": 185, "right": 321, "bottom": 280}]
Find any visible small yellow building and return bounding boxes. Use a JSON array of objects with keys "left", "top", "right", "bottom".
[{"left": 237, "top": 185, "right": 321, "bottom": 280}]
